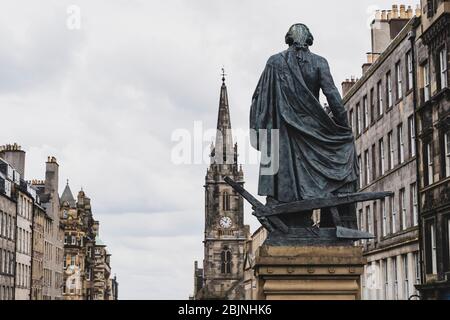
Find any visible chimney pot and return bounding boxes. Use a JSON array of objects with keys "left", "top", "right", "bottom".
[
  {"left": 375, "top": 10, "right": 382, "bottom": 20},
  {"left": 0, "top": 143, "right": 26, "bottom": 177},
  {"left": 392, "top": 5, "right": 399, "bottom": 18},
  {"left": 400, "top": 5, "right": 407, "bottom": 19},
  {"left": 415, "top": 4, "right": 421, "bottom": 17}
]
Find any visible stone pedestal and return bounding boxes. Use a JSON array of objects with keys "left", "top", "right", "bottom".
[{"left": 253, "top": 245, "right": 366, "bottom": 300}]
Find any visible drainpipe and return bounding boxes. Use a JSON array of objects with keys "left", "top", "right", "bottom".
[
  {"left": 29, "top": 198, "right": 36, "bottom": 300},
  {"left": 408, "top": 19, "right": 424, "bottom": 295},
  {"left": 13, "top": 193, "right": 18, "bottom": 300}
]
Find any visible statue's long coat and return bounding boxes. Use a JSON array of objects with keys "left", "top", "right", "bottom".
[{"left": 250, "top": 47, "right": 359, "bottom": 203}]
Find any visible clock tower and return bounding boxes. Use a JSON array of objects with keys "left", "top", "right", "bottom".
[{"left": 197, "top": 72, "right": 249, "bottom": 300}]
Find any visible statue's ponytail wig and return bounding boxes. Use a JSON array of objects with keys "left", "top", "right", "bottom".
[{"left": 285, "top": 23, "right": 314, "bottom": 49}]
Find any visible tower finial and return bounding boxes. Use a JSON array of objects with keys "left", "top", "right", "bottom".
[
  {"left": 221, "top": 67, "right": 226, "bottom": 84},
  {"left": 66, "top": 179, "right": 69, "bottom": 186}
]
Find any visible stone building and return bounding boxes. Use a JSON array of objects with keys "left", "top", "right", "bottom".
[
  {"left": 60, "top": 183, "right": 116, "bottom": 300},
  {"left": 342, "top": 5, "right": 422, "bottom": 300},
  {"left": 14, "top": 184, "right": 35, "bottom": 300},
  {"left": 0, "top": 144, "right": 116, "bottom": 300},
  {"left": 1, "top": 145, "right": 35, "bottom": 300},
  {"left": 32, "top": 157, "right": 65, "bottom": 300},
  {"left": 414, "top": 0, "right": 450, "bottom": 300},
  {"left": 60, "top": 183, "right": 91, "bottom": 300},
  {"left": 0, "top": 155, "right": 19, "bottom": 300},
  {"left": 31, "top": 200, "right": 46, "bottom": 300},
  {"left": 193, "top": 75, "right": 250, "bottom": 300},
  {"left": 0, "top": 144, "right": 67, "bottom": 300},
  {"left": 93, "top": 236, "right": 113, "bottom": 300},
  {"left": 243, "top": 227, "right": 268, "bottom": 300}
]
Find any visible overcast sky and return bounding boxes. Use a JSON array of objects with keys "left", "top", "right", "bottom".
[{"left": 0, "top": 0, "right": 419, "bottom": 299}]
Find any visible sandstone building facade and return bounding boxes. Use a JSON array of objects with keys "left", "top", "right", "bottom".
[
  {"left": 343, "top": 5, "right": 422, "bottom": 300},
  {"left": 32, "top": 157, "right": 65, "bottom": 300},
  {"left": 344, "top": 1, "right": 450, "bottom": 300},
  {"left": 31, "top": 201, "right": 46, "bottom": 300},
  {"left": 415, "top": 0, "right": 450, "bottom": 300},
  {"left": 15, "top": 184, "right": 35, "bottom": 299},
  {"left": 0, "top": 144, "right": 117, "bottom": 300},
  {"left": 0, "top": 154, "right": 19, "bottom": 300},
  {"left": 61, "top": 184, "right": 116, "bottom": 300}
]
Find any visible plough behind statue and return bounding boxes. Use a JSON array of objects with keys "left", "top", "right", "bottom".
[{"left": 224, "top": 176, "right": 392, "bottom": 244}]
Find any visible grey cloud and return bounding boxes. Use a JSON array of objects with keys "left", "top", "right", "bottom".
[{"left": 0, "top": 0, "right": 419, "bottom": 299}]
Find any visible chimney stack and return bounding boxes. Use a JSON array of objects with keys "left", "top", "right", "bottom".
[
  {"left": 44, "top": 156, "right": 59, "bottom": 206},
  {"left": 371, "top": 4, "right": 415, "bottom": 55},
  {"left": 371, "top": 9, "right": 391, "bottom": 54},
  {"left": 0, "top": 143, "right": 26, "bottom": 178},
  {"left": 341, "top": 77, "right": 358, "bottom": 98}
]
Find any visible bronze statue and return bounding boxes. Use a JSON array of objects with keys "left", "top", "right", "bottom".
[{"left": 226, "top": 24, "right": 392, "bottom": 245}]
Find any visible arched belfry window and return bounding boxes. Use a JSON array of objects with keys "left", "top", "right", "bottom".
[
  {"left": 221, "top": 249, "right": 232, "bottom": 274},
  {"left": 223, "top": 192, "right": 230, "bottom": 211}
]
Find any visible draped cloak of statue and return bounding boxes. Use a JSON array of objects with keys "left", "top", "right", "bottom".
[{"left": 250, "top": 47, "right": 359, "bottom": 204}]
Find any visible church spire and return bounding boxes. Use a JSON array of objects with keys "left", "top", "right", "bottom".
[{"left": 214, "top": 68, "right": 235, "bottom": 164}]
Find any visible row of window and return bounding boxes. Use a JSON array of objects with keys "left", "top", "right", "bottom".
[
  {"left": 56, "top": 247, "right": 63, "bottom": 265},
  {"left": 16, "top": 262, "right": 31, "bottom": 289},
  {"left": 424, "top": 217, "right": 450, "bottom": 275},
  {"left": 42, "top": 242, "right": 64, "bottom": 265},
  {"left": 357, "top": 116, "right": 416, "bottom": 188},
  {"left": 44, "top": 219, "right": 54, "bottom": 237},
  {"left": 64, "top": 234, "right": 84, "bottom": 247},
  {"left": 349, "top": 47, "right": 448, "bottom": 137},
  {"left": 17, "top": 194, "right": 33, "bottom": 221},
  {"left": 43, "top": 268, "right": 52, "bottom": 288},
  {"left": 55, "top": 272, "right": 63, "bottom": 290},
  {"left": 63, "top": 254, "right": 78, "bottom": 269},
  {"left": 359, "top": 184, "right": 418, "bottom": 240},
  {"left": 44, "top": 241, "right": 53, "bottom": 261},
  {"left": 421, "top": 47, "right": 448, "bottom": 103},
  {"left": 16, "top": 227, "right": 32, "bottom": 256},
  {"left": 32, "top": 287, "right": 42, "bottom": 300},
  {"left": 422, "top": 131, "right": 450, "bottom": 187},
  {"left": 33, "top": 231, "right": 44, "bottom": 253},
  {"left": 349, "top": 51, "right": 414, "bottom": 136},
  {"left": 63, "top": 285, "right": 81, "bottom": 295},
  {"left": 0, "top": 249, "right": 14, "bottom": 275},
  {"left": 33, "top": 259, "right": 43, "bottom": 281},
  {"left": 0, "top": 211, "right": 15, "bottom": 240},
  {"left": 0, "top": 286, "right": 13, "bottom": 300},
  {"left": 362, "top": 252, "right": 420, "bottom": 300}
]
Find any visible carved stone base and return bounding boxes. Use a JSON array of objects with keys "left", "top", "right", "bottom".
[
  {"left": 253, "top": 245, "right": 365, "bottom": 300},
  {"left": 265, "top": 228, "right": 354, "bottom": 246}
]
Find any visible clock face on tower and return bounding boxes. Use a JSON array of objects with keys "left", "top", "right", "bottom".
[{"left": 219, "top": 216, "right": 233, "bottom": 229}]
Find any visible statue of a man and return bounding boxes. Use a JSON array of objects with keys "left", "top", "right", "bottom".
[{"left": 250, "top": 24, "right": 359, "bottom": 229}]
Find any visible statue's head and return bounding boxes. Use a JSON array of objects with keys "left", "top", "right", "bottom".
[{"left": 285, "top": 23, "right": 314, "bottom": 49}]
